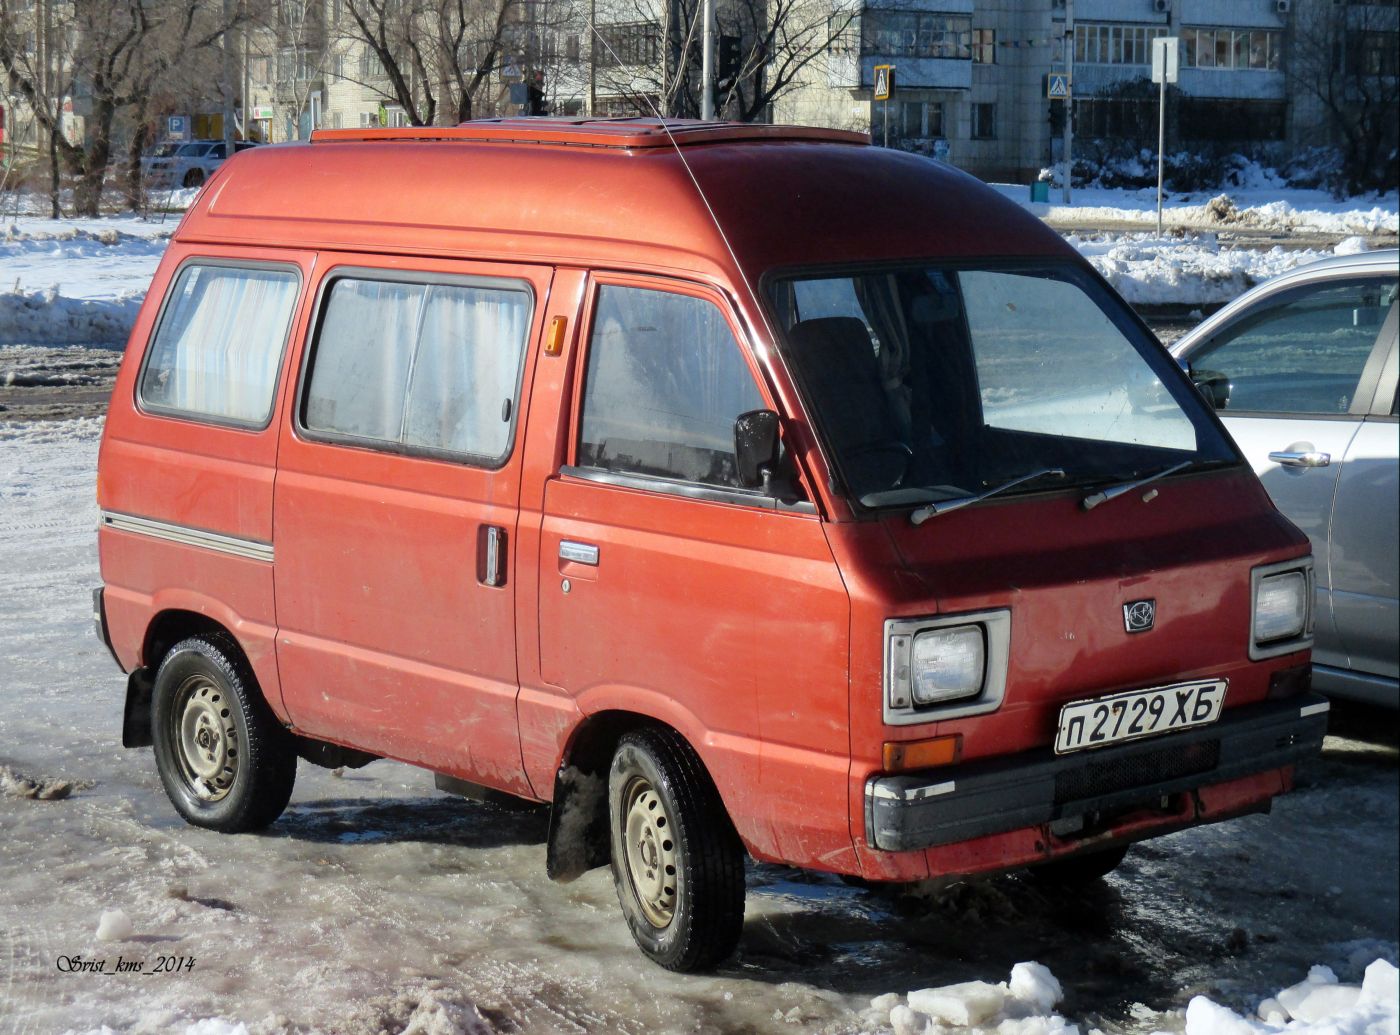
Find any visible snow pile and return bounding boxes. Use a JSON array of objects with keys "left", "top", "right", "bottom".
[
  {"left": 1065, "top": 233, "right": 1333, "bottom": 306},
  {"left": 867, "top": 961, "right": 1075, "bottom": 1035},
  {"left": 998, "top": 183, "right": 1400, "bottom": 236},
  {"left": 1187, "top": 961, "right": 1398, "bottom": 1035},
  {"left": 0, "top": 285, "right": 143, "bottom": 345}
]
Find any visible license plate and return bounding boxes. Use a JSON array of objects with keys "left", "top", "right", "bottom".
[{"left": 1054, "top": 679, "right": 1228, "bottom": 755}]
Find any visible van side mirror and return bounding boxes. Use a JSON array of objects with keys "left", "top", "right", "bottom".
[{"left": 734, "top": 409, "right": 780, "bottom": 491}]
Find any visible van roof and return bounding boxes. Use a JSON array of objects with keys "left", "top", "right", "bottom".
[{"left": 176, "top": 119, "right": 1073, "bottom": 282}]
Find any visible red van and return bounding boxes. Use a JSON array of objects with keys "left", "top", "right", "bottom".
[{"left": 95, "top": 118, "right": 1327, "bottom": 971}]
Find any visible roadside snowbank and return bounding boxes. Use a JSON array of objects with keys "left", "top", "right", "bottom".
[
  {"left": 993, "top": 183, "right": 1399, "bottom": 236},
  {"left": 1065, "top": 233, "right": 1337, "bottom": 307},
  {"left": 0, "top": 219, "right": 168, "bottom": 344},
  {"left": 866, "top": 959, "right": 1398, "bottom": 1035}
]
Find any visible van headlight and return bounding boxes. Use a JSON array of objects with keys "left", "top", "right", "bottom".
[
  {"left": 885, "top": 610, "right": 1010, "bottom": 725},
  {"left": 1250, "top": 559, "right": 1314, "bottom": 660},
  {"left": 912, "top": 626, "right": 985, "bottom": 704}
]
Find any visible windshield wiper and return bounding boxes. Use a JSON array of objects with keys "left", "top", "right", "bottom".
[
  {"left": 910, "top": 468, "right": 1067, "bottom": 525},
  {"left": 1080, "top": 460, "right": 1193, "bottom": 512}
]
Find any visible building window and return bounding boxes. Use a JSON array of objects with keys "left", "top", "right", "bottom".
[
  {"left": 862, "top": 12, "right": 971, "bottom": 60},
  {"left": 1181, "top": 28, "right": 1281, "bottom": 71},
  {"left": 1074, "top": 23, "right": 1168, "bottom": 66},
  {"left": 596, "top": 21, "right": 661, "bottom": 68},
  {"left": 1353, "top": 30, "right": 1399, "bottom": 78},
  {"left": 1178, "top": 98, "right": 1286, "bottom": 141},
  {"left": 972, "top": 28, "right": 995, "bottom": 64},
  {"left": 874, "top": 100, "right": 945, "bottom": 143},
  {"left": 971, "top": 102, "right": 995, "bottom": 139}
]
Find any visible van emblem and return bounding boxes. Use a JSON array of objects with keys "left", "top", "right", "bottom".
[{"left": 1124, "top": 599, "right": 1156, "bottom": 633}]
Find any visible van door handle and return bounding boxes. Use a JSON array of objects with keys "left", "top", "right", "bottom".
[
  {"left": 559, "top": 540, "right": 599, "bottom": 566},
  {"left": 477, "top": 525, "right": 507, "bottom": 586},
  {"left": 1268, "top": 450, "right": 1330, "bottom": 468}
]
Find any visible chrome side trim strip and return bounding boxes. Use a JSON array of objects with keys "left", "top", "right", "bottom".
[
  {"left": 100, "top": 511, "right": 274, "bottom": 563},
  {"left": 1298, "top": 701, "right": 1331, "bottom": 718}
]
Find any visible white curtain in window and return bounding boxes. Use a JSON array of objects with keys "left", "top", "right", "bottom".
[
  {"left": 305, "top": 279, "right": 422, "bottom": 440},
  {"left": 403, "top": 284, "right": 529, "bottom": 458},
  {"left": 143, "top": 266, "right": 299, "bottom": 423}
]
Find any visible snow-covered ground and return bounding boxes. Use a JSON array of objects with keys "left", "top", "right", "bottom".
[
  {"left": 991, "top": 183, "right": 1400, "bottom": 238},
  {"left": 0, "top": 216, "right": 171, "bottom": 345},
  {"left": 1, "top": 420, "right": 1396, "bottom": 1034}
]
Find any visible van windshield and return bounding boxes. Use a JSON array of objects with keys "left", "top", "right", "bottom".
[{"left": 767, "top": 262, "right": 1238, "bottom": 508}]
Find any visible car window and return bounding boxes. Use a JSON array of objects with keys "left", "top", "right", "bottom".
[
  {"left": 1190, "top": 276, "right": 1398, "bottom": 414},
  {"left": 577, "top": 284, "right": 765, "bottom": 489},
  {"left": 303, "top": 274, "right": 531, "bottom": 464},
  {"left": 139, "top": 263, "right": 300, "bottom": 425}
]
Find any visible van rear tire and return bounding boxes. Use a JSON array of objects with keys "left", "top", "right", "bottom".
[
  {"left": 151, "top": 635, "right": 296, "bottom": 832},
  {"left": 608, "top": 728, "right": 745, "bottom": 971}
]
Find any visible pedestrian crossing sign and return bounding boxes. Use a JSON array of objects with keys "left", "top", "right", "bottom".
[
  {"left": 874, "top": 65, "right": 894, "bottom": 101},
  {"left": 1046, "top": 73, "right": 1071, "bottom": 99}
]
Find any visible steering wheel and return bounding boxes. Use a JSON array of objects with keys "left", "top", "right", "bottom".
[{"left": 846, "top": 440, "right": 914, "bottom": 490}]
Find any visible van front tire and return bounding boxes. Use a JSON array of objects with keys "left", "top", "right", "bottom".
[
  {"left": 151, "top": 636, "right": 296, "bottom": 832},
  {"left": 608, "top": 728, "right": 745, "bottom": 971}
]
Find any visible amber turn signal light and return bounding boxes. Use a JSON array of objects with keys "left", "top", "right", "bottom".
[
  {"left": 883, "top": 734, "right": 961, "bottom": 772},
  {"left": 544, "top": 315, "right": 568, "bottom": 355}
]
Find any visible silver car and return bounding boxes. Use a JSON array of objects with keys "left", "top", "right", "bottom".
[{"left": 1171, "top": 251, "right": 1399, "bottom": 708}]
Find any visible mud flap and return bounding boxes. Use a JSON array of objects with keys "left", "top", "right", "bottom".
[
  {"left": 546, "top": 765, "right": 610, "bottom": 882},
  {"left": 122, "top": 669, "right": 154, "bottom": 748}
]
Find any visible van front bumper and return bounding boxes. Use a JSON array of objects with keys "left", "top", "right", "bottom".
[{"left": 865, "top": 694, "right": 1329, "bottom": 852}]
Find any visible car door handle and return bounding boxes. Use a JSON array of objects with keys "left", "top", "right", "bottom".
[
  {"left": 559, "top": 541, "right": 599, "bottom": 566},
  {"left": 1268, "top": 450, "right": 1331, "bottom": 468}
]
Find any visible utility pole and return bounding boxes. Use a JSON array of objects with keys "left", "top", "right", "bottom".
[
  {"left": 587, "top": 0, "right": 596, "bottom": 115},
  {"left": 221, "top": 0, "right": 237, "bottom": 148},
  {"left": 700, "top": 0, "right": 716, "bottom": 119},
  {"left": 1062, "top": 0, "right": 1073, "bottom": 204}
]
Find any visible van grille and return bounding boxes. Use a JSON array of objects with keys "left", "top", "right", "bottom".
[{"left": 1054, "top": 739, "right": 1220, "bottom": 805}]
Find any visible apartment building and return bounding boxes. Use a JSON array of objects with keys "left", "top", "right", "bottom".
[{"left": 776, "top": 0, "right": 1396, "bottom": 183}]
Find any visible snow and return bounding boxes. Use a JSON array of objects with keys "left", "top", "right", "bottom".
[
  {"left": 0, "top": 215, "right": 170, "bottom": 345},
  {"left": 868, "top": 960, "right": 1398, "bottom": 1035},
  {"left": 1064, "top": 232, "right": 1335, "bottom": 307},
  {"left": 94, "top": 909, "right": 133, "bottom": 942},
  {"left": 994, "top": 183, "right": 1400, "bottom": 237}
]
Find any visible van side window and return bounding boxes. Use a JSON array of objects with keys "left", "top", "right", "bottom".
[
  {"left": 139, "top": 264, "right": 300, "bottom": 426},
  {"left": 578, "top": 285, "right": 765, "bottom": 489},
  {"left": 302, "top": 276, "right": 531, "bottom": 464}
]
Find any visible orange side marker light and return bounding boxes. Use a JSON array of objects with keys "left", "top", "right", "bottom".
[
  {"left": 883, "top": 734, "right": 961, "bottom": 773},
  {"left": 545, "top": 315, "right": 567, "bottom": 356}
]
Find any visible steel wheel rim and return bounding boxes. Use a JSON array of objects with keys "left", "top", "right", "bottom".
[
  {"left": 172, "top": 675, "right": 238, "bottom": 802},
  {"left": 622, "top": 775, "right": 678, "bottom": 928}
]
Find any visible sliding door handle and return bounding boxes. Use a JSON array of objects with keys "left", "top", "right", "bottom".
[{"left": 478, "top": 525, "right": 507, "bottom": 587}]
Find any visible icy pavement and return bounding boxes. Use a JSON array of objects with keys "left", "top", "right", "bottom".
[{"left": 0, "top": 420, "right": 1396, "bottom": 1034}]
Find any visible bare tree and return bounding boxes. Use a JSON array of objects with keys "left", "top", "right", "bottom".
[
  {"left": 588, "top": 0, "right": 855, "bottom": 122},
  {"left": 1286, "top": 2, "right": 1399, "bottom": 195},
  {"left": 0, "top": 0, "right": 243, "bottom": 216}
]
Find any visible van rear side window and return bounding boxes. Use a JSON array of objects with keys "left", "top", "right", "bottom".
[
  {"left": 139, "top": 263, "right": 300, "bottom": 426},
  {"left": 302, "top": 275, "right": 531, "bottom": 465}
]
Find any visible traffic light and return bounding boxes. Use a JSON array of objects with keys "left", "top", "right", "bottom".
[{"left": 718, "top": 35, "right": 742, "bottom": 85}]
